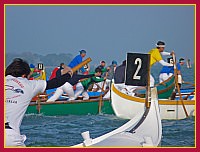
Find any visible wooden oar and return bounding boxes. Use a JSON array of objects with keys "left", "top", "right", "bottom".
[
  {"left": 183, "top": 91, "right": 195, "bottom": 100},
  {"left": 94, "top": 83, "right": 103, "bottom": 91},
  {"left": 36, "top": 93, "right": 41, "bottom": 113},
  {"left": 98, "top": 72, "right": 108, "bottom": 113},
  {"left": 61, "top": 57, "right": 92, "bottom": 75},
  {"left": 172, "top": 54, "right": 189, "bottom": 118},
  {"left": 183, "top": 81, "right": 195, "bottom": 87},
  {"left": 145, "top": 55, "right": 151, "bottom": 108},
  {"left": 71, "top": 57, "right": 92, "bottom": 72}
]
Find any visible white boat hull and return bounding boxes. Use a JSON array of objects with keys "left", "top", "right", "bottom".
[
  {"left": 72, "top": 87, "right": 162, "bottom": 147},
  {"left": 111, "top": 84, "right": 195, "bottom": 120}
]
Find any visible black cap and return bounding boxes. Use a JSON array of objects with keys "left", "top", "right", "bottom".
[
  {"left": 156, "top": 41, "right": 166, "bottom": 48},
  {"left": 80, "top": 50, "right": 86, "bottom": 54},
  {"left": 157, "top": 41, "right": 165, "bottom": 46},
  {"left": 179, "top": 58, "right": 184, "bottom": 62},
  {"left": 95, "top": 67, "right": 102, "bottom": 73}
]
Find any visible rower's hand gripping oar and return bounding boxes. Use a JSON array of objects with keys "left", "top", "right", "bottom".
[
  {"left": 61, "top": 58, "right": 92, "bottom": 77},
  {"left": 71, "top": 58, "right": 92, "bottom": 73},
  {"left": 172, "top": 53, "right": 189, "bottom": 118}
]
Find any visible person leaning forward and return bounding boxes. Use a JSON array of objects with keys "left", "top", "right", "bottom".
[
  {"left": 5, "top": 58, "right": 73, "bottom": 147},
  {"left": 46, "top": 72, "right": 98, "bottom": 102},
  {"left": 74, "top": 67, "right": 106, "bottom": 100}
]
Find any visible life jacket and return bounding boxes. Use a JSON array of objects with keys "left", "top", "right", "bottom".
[{"left": 49, "top": 67, "right": 59, "bottom": 80}]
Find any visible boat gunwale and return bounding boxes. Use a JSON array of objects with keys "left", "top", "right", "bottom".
[
  {"left": 112, "top": 84, "right": 195, "bottom": 105},
  {"left": 155, "top": 75, "right": 174, "bottom": 87},
  {"left": 144, "top": 75, "right": 175, "bottom": 95},
  {"left": 29, "top": 98, "right": 111, "bottom": 106},
  {"left": 157, "top": 82, "right": 175, "bottom": 94}
]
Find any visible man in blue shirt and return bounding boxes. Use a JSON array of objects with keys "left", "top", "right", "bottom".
[
  {"left": 159, "top": 57, "right": 175, "bottom": 83},
  {"left": 68, "top": 50, "right": 87, "bottom": 74}
]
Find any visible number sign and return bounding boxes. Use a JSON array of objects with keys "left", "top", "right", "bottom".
[
  {"left": 38, "top": 63, "right": 44, "bottom": 70},
  {"left": 125, "top": 53, "right": 150, "bottom": 86},
  {"left": 167, "top": 57, "right": 174, "bottom": 64}
]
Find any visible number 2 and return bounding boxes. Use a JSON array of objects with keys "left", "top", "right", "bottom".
[{"left": 133, "top": 58, "right": 142, "bottom": 80}]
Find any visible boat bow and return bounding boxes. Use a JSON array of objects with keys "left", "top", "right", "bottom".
[{"left": 72, "top": 87, "right": 162, "bottom": 147}]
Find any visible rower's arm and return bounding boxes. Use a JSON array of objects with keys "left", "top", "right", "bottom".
[
  {"left": 46, "top": 73, "right": 72, "bottom": 90},
  {"left": 159, "top": 60, "right": 173, "bottom": 66},
  {"left": 92, "top": 77, "right": 104, "bottom": 83},
  {"left": 76, "top": 74, "right": 95, "bottom": 79},
  {"left": 160, "top": 52, "right": 171, "bottom": 56}
]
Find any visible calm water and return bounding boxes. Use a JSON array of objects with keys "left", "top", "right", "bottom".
[
  {"left": 21, "top": 114, "right": 195, "bottom": 147},
  {"left": 21, "top": 64, "right": 195, "bottom": 147}
]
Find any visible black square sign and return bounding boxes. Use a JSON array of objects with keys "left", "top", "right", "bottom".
[
  {"left": 38, "top": 63, "right": 44, "bottom": 70},
  {"left": 125, "top": 53, "right": 150, "bottom": 86}
]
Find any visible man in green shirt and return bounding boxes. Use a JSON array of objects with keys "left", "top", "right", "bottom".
[
  {"left": 74, "top": 67, "right": 106, "bottom": 100},
  {"left": 97, "top": 60, "right": 108, "bottom": 74}
]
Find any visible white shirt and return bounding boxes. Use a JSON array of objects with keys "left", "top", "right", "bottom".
[{"left": 5, "top": 75, "right": 46, "bottom": 134}]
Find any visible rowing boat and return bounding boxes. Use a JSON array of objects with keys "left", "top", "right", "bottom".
[
  {"left": 135, "top": 75, "right": 175, "bottom": 99},
  {"left": 72, "top": 87, "right": 161, "bottom": 147},
  {"left": 26, "top": 97, "right": 114, "bottom": 115},
  {"left": 26, "top": 58, "right": 115, "bottom": 116},
  {"left": 111, "top": 83, "right": 195, "bottom": 120},
  {"left": 72, "top": 53, "right": 162, "bottom": 147}
]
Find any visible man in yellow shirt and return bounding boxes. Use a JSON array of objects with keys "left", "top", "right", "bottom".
[{"left": 149, "top": 41, "right": 174, "bottom": 87}]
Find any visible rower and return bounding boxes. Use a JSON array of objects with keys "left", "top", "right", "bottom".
[
  {"left": 5, "top": 58, "right": 73, "bottom": 147},
  {"left": 148, "top": 41, "right": 174, "bottom": 87}
]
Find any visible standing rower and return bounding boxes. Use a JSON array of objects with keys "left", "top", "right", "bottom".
[{"left": 148, "top": 41, "right": 174, "bottom": 87}]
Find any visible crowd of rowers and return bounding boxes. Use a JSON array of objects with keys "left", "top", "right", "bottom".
[
  {"left": 47, "top": 58, "right": 118, "bottom": 101},
  {"left": 29, "top": 41, "right": 185, "bottom": 101},
  {"left": 4, "top": 41, "right": 187, "bottom": 147}
]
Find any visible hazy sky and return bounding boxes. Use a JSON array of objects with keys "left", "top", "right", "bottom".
[{"left": 5, "top": 5, "right": 195, "bottom": 65}]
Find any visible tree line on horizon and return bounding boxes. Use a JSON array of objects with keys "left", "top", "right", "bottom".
[
  {"left": 5, "top": 51, "right": 194, "bottom": 71},
  {"left": 6, "top": 52, "right": 74, "bottom": 67}
]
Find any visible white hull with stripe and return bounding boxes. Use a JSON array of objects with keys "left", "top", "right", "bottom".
[{"left": 111, "top": 84, "right": 195, "bottom": 120}]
